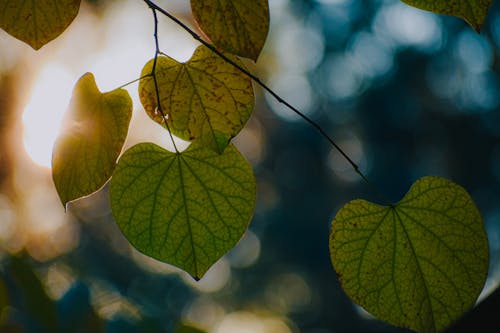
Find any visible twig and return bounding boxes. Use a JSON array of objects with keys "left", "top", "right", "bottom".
[
  {"left": 149, "top": 7, "right": 179, "bottom": 153},
  {"left": 142, "top": 0, "right": 390, "bottom": 203}
]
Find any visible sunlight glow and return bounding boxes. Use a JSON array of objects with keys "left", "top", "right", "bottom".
[{"left": 23, "top": 64, "right": 74, "bottom": 168}]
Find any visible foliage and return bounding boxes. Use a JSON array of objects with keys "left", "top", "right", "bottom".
[
  {"left": 401, "top": 0, "right": 492, "bottom": 32},
  {"left": 190, "top": 0, "right": 270, "bottom": 61},
  {"left": 110, "top": 142, "right": 256, "bottom": 280},
  {"left": 138, "top": 46, "right": 254, "bottom": 154},
  {"left": 0, "top": 0, "right": 495, "bottom": 332},
  {"left": 330, "top": 176, "right": 489, "bottom": 332},
  {"left": 0, "top": 0, "right": 81, "bottom": 50},
  {"left": 52, "top": 73, "right": 132, "bottom": 208}
]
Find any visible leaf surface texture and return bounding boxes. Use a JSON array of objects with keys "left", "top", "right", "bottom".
[
  {"left": 139, "top": 46, "right": 254, "bottom": 154},
  {"left": 330, "top": 176, "right": 489, "bottom": 333},
  {"left": 110, "top": 142, "right": 256, "bottom": 280},
  {"left": 191, "top": 0, "right": 270, "bottom": 60},
  {"left": 0, "top": 0, "right": 81, "bottom": 49}
]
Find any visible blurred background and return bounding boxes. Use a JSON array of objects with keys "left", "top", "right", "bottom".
[{"left": 1, "top": 0, "right": 500, "bottom": 332}]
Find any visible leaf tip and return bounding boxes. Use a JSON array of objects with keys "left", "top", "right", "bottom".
[{"left": 31, "top": 43, "right": 43, "bottom": 51}]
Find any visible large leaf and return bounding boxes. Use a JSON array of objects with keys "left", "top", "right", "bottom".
[
  {"left": 52, "top": 73, "right": 132, "bottom": 208},
  {"left": 191, "top": 0, "right": 270, "bottom": 61},
  {"left": 330, "top": 176, "right": 489, "bottom": 333},
  {"left": 0, "top": 0, "right": 81, "bottom": 50},
  {"left": 401, "top": 0, "right": 492, "bottom": 32},
  {"left": 109, "top": 142, "right": 256, "bottom": 280},
  {"left": 139, "top": 45, "right": 254, "bottom": 154}
]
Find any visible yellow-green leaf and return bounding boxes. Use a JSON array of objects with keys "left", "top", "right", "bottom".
[
  {"left": 52, "top": 73, "right": 132, "bottom": 208},
  {"left": 139, "top": 45, "right": 254, "bottom": 154},
  {"left": 0, "top": 0, "right": 81, "bottom": 50},
  {"left": 401, "top": 0, "right": 492, "bottom": 32},
  {"left": 191, "top": 0, "right": 270, "bottom": 60},
  {"left": 330, "top": 176, "right": 489, "bottom": 333},
  {"left": 109, "top": 142, "right": 256, "bottom": 280}
]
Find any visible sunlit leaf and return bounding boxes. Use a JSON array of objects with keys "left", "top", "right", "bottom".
[
  {"left": 0, "top": 0, "right": 81, "bottom": 50},
  {"left": 139, "top": 46, "right": 254, "bottom": 154},
  {"left": 401, "top": 0, "right": 492, "bottom": 32},
  {"left": 109, "top": 142, "right": 256, "bottom": 280},
  {"left": 191, "top": 0, "right": 270, "bottom": 60},
  {"left": 52, "top": 73, "right": 132, "bottom": 208},
  {"left": 330, "top": 176, "right": 489, "bottom": 333}
]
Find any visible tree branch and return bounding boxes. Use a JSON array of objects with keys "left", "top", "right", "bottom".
[{"left": 142, "top": 0, "right": 389, "bottom": 202}]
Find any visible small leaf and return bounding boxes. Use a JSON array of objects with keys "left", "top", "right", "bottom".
[
  {"left": 191, "top": 0, "right": 270, "bottom": 60},
  {"left": 0, "top": 0, "right": 81, "bottom": 50},
  {"left": 52, "top": 73, "right": 132, "bottom": 207},
  {"left": 401, "top": 0, "right": 492, "bottom": 32},
  {"left": 330, "top": 176, "right": 489, "bottom": 333},
  {"left": 139, "top": 45, "right": 254, "bottom": 154},
  {"left": 109, "top": 142, "right": 256, "bottom": 280}
]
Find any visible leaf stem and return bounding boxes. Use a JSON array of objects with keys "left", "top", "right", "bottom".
[
  {"left": 149, "top": 7, "right": 179, "bottom": 154},
  {"left": 142, "top": 0, "right": 389, "bottom": 203},
  {"left": 115, "top": 74, "right": 151, "bottom": 90}
]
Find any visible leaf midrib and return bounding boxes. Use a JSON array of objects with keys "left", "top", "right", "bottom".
[
  {"left": 393, "top": 207, "right": 436, "bottom": 332},
  {"left": 177, "top": 154, "right": 199, "bottom": 279}
]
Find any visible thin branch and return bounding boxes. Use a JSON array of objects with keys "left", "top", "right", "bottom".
[
  {"left": 150, "top": 7, "right": 179, "bottom": 153},
  {"left": 142, "top": 0, "right": 389, "bottom": 203}
]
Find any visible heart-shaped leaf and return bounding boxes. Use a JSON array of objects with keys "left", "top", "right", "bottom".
[
  {"left": 401, "top": 0, "right": 492, "bottom": 32},
  {"left": 0, "top": 0, "right": 81, "bottom": 50},
  {"left": 109, "top": 142, "right": 256, "bottom": 280},
  {"left": 330, "top": 176, "right": 489, "bottom": 333},
  {"left": 139, "top": 45, "right": 254, "bottom": 154},
  {"left": 52, "top": 73, "right": 132, "bottom": 208},
  {"left": 191, "top": 0, "right": 270, "bottom": 61}
]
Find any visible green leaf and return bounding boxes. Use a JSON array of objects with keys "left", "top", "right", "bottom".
[
  {"left": 0, "top": 0, "right": 81, "bottom": 50},
  {"left": 330, "top": 176, "right": 489, "bottom": 333},
  {"left": 190, "top": 0, "right": 270, "bottom": 61},
  {"left": 139, "top": 45, "right": 254, "bottom": 154},
  {"left": 52, "top": 72, "right": 132, "bottom": 208},
  {"left": 401, "top": 0, "right": 492, "bottom": 32},
  {"left": 109, "top": 142, "right": 256, "bottom": 280}
]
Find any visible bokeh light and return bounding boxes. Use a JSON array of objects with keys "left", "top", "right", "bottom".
[{"left": 22, "top": 64, "right": 73, "bottom": 168}]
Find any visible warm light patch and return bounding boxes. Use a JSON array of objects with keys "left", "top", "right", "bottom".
[{"left": 23, "top": 64, "right": 74, "bottom": 168}]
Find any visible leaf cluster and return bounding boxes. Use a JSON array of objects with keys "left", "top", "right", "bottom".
[{"left": 0, "top": 0, "right": 494, "bottom": 332}]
